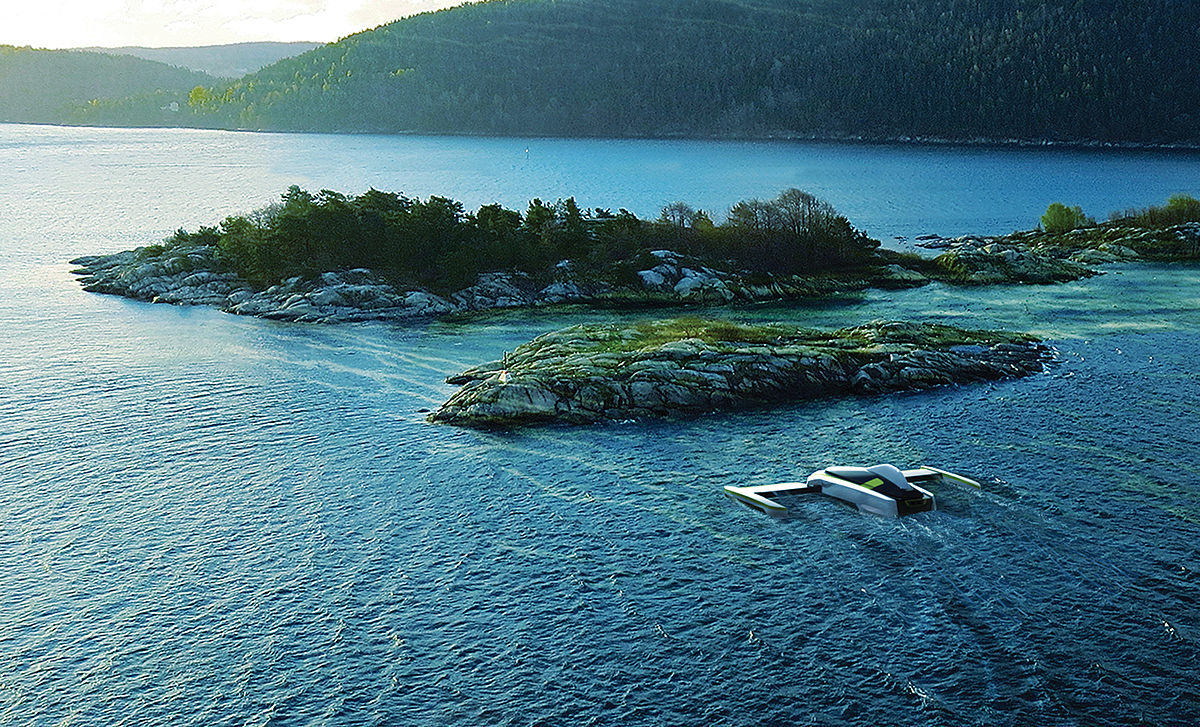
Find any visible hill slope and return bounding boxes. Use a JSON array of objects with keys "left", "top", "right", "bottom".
[
  {"left": 62, "top": 0, "right": 1200, "bottom": 143},
  {"left": 0, "top": 46, "right": 217, "bottom": 125}
]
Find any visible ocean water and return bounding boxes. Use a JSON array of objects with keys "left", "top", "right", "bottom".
[{"left": 1, "top": 124, "right": 1198, "bottom": 726}]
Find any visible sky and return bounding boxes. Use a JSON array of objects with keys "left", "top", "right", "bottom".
[{"left": 2, "top": 0, "right": 467, "bottom": 49}]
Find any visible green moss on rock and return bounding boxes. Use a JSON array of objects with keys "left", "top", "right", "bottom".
[{"left": 431, "top": 318, "right": 1050, "bottom": 426}]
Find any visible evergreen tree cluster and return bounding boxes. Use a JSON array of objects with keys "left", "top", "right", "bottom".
[{"left": 169, "top": 186, "right": 879, "bottom": 291}]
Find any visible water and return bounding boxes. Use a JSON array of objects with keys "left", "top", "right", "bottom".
[{"left": 2, "top": 123, "right": 1199, "bottom": 725}]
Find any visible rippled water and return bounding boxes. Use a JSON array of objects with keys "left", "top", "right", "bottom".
[{"left": 2, "top": 124, "right": 1199, "bottom": 725}]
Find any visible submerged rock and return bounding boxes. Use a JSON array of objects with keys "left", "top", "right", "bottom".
[{"left": 429, "top": 319, "right": 1053, "bottom": 426}]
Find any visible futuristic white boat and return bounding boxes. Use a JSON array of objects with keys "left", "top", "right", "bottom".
[{"left": 723, "top": 464, "right": 980, "bottom": 518}]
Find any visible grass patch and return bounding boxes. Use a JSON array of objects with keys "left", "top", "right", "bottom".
[{"left": 560, "top": 317, "right": 799, "bottom": 355}]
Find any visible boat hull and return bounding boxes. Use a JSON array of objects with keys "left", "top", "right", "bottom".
[
  {"left": 725, "top": 465, "right": 978, "bottom": 518},
  {"left": 805, "top": 469, "right": 935, "bottom": 518}
]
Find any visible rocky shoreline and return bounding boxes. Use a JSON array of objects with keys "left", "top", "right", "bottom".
[
  {"left": 919, "top": 221, "right": 1200, "bottom": 284},
  {"left": 429, "top": 319, "right": 1053, "bottom": 426},
  {"left": 70, "top": 221, "right": 1200, "bottom": 322},
  {"left": 70, "top": 245, "right": 930, "bottom": 323}
]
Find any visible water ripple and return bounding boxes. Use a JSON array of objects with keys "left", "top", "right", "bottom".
[{"left": 4, "top": 126, "right": 1200, "bottom": 725}]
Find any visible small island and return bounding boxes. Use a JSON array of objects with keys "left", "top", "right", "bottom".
[
  {"left": 72, "top": 187, "right": 1200, "bottom": 324},
  {"left": 69, "top": 186, "right": 915, "bottom": 322},
  {"left": 429, "top": 318, "right": 1053, "bottom": 426},
  {"left": 921, "top": 196, "right": 1200, "bottom": 283}
]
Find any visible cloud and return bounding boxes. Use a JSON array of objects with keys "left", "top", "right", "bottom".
[
  {"left": 1, "top": 0, "right": 467, "bottom": 49},
  {"left": 350, "top": 0, "right": 466, "bottom": 28},
  {"left": 219, "top": 1, "right": 467, "bottom": 44}
]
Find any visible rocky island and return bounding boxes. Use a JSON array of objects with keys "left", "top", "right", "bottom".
[
  {"left": 923, "top": 221, "right": 1200, "bottom": 284},
  {"left": 429, "top": 319, "right": 1053, "bottom": 426},
  {"left": 67, "top": 186, "right": 928, "bottom": 322},
  {"left": 71, "top": 188, "right": 1200, "bottom": 323},
  {"left": 69, "top": 244, "right": 930, "bottom": 323},
  {"left": 72, "top": 219, "right": 1200, "bottom": 322}
]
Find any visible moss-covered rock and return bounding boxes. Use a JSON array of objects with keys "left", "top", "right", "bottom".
[
  {"left": 430, "top": 318, "right": 1052, "bottom": 426},
  {"left": 931, "top": 240, "right": 1100, "bottom": 284},
  {"left": 926, "top": 221, "right": 1200, "bottom": 284}
]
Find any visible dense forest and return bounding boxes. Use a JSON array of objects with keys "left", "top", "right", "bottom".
[
  {"left": 164, "top": 186, "right": 880, "bottom": 292},
  {"left": 0, "top": 46, "right": 216, "bottom": 125},
  {"left": 63, "top": 0, "right": 1200, "bottom": 144}
]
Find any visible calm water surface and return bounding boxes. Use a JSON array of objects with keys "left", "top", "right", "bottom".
[{"left": 1, "top": 124, "right": 1198, "bottom": 726}]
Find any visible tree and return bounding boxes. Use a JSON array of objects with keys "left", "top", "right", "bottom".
[
  {"left": 216, "top": 214, "right": 278, "bottom": 286},
  {"left": 470, "top": 203, "right": 523, "bottom": 270},
  {"left": 772, "top": 188, "right": 837, "bottom": 239},
  {"left": 659, "top": 202, "right": 697, "bottom": 228},
  {"left": 188, "top": 86, "right": 212, "bottom": 107},
  {"left": 727, "top": 198, "right": 782, "bottom": 233},
  {"left": 722, "top": 189, "right": 877, "bottom": 273},
  {"left": 1042, "top": 202, "right": 1091, "bottom": 233},
  {"left": 1167, "top": 194, "right": 1200, "bottom": 221},
  {"left": 555, "top": 197, "right": 589, "bottom": 259}
]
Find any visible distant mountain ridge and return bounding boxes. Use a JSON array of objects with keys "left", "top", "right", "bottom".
[
  {"left": 81, "top": 42, "right": 323, "bottom": 78},
  {"left": 0, "top": 45, "right": 217, "bottom": 124},
  {"left": 15, "top": 0, "right": 1200, "bottom": 145}
]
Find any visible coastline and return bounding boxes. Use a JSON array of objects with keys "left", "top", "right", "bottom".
[
  {"left": 70, "top": 221, "right": 1200, "bottom": 322},
  {"left": 9, "top": 120, "right": 1200, "bottom": 152},
  {"left": 66, "top": 202, "right": 1200, "bottom": 424},
  {"left": 69, "top": 247, "right": 931, "bottom": 324}
]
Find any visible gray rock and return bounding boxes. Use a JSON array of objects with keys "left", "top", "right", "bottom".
[
  {"left": 934, "top": 239, "right": 1099, "bottom": 284},
  {"left": 430, "top": 319, "right": 1052, "bottom": 426},
  {"left": 538, "top": 280, "right": 588, "bottom": 302},
  {"left": 637, "top": 269, "right": 668, "bottom": 288}
]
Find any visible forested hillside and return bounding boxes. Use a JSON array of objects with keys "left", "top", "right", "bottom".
[
  {"left": 52, "top": 0, "right": 1200, "bottom": 143},
  {"left": 0, "top": 46, "right": 216, "bottom": 125}
]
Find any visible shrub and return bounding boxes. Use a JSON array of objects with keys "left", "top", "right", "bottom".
[
  {"left": 1041, "top": 202, "right": 1091, "bottom": 233},
  {"left": 1110, "top": 194, "right": 1200, "bottom": 228}
]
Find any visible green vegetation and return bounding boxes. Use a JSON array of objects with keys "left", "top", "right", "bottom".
[
  {"left": 1041, "top": 203, "right": 1092, "bottom": 233},
  {"left": 581, "top": 318, "right": 797, "bottom": 354},
  {"left": 58, "top": 0, "right": 1200, "bottom": 144},
  {"left": 1110, "top": 195, "right": 1200, "bottom": 229},
  {"left": 525, "top": 318, "right": 1036, "bottom": 359},
  {"left": 835, "top": 321, "right": 1038, "bottom": 350},
  {"left": 0, "top": 45, "right": 215, "bottom": 124},
  {"left": 164, "top": 186, "right": 879, "bottom": 291},
  {"left": 1036, "top": 195, "right": 1200, "bottom": 236},
  {"left": 1021, "top": 195, "right": 1200, "bottom": 261}
]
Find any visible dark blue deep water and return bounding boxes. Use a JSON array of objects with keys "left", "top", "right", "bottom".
[{"left": 1, "top": 125, "right": 1198, "bottom": 725}]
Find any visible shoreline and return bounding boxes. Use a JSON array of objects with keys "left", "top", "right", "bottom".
[
  {"left": 10, "top": 120, "right": 1200, "bottom": 152},
  {"left": 69, "top": 248, "right": 933, "bottom": 325},
  {"left": 70, "top": 221, "right": 1200, "bottom": 323}
]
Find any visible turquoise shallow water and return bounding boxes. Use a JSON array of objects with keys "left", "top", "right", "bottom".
[{"left": 1, "top": 125, "right": 1199, "bottom": 725}]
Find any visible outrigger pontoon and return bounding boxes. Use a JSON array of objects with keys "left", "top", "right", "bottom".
[{"left": 724, "top": 464, "right": 980, "bottom": 518}]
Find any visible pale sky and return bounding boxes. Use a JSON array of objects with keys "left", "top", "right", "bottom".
[{"left": 2, "top": 0, "right": 467, "bottom": 49}]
